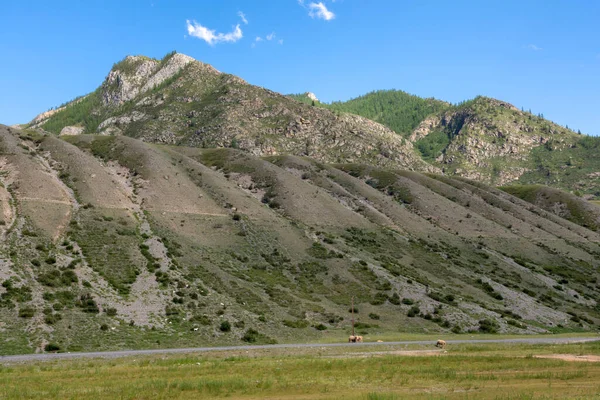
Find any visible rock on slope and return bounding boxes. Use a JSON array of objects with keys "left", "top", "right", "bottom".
[{"left": 1, "top": 124, "right": 600, "bottom": 354}]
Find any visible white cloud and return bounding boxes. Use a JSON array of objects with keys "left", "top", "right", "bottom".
[
  {"left": 186, "top": 20, "right": 243, "bottom": 45},
  {"left": 526, "top": 44, "right": 542, "bottom": 51},
  {"left": 255, "top": 36, "right": 263, "bottom": 42},
  {"left": 308, "top": 2, "right": 335, "bottom": 20},
  {"left": 278, "top": 39, "right": 284, "bottom": 45},
  {"left": 266, "top": 32, "right": 276, "bottom": 41},
  {"left": 238, "top": 11, "right": 248, "bottom": 25}
]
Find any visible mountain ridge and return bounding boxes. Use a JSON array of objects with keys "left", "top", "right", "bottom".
[
  {"left": 30, "top": 52, "right": 432, "bottom": 173},
  {"left": 29, "top": 52, "right": 599, "bottom": 197}
]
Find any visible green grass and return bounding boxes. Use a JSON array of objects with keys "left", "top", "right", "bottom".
[{"left": 1, "top": 341, "right": 600, "bottom": 399}]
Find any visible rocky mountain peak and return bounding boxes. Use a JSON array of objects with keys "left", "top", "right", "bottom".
[{"left": 101, "top": 52, "right": 198, "bottom": 107}]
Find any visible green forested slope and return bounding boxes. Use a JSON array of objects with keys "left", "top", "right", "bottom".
[{"left": 289, "top": 90, "right": 449, "bottom": 136}]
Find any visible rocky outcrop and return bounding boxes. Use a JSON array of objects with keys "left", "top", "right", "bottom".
[
  {"left": 139, "top": 53, "right": 195, "bottom": 93},
  {"left": 101, "top": 56, "right": 159, "bottom": 106},
  {"left": 101, "top": 54, "right": 195, "bottom": 107},
  {"left": 410, "top": 97, "right": 577, "bottom": 185},
  {"left": 98, "top": 111, "right": 147, "bottom": 131},
  {"left": 59, "top": 126, "right": 84, "bottom": 136}
]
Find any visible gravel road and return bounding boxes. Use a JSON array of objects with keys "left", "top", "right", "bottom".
[{"left": 1, "top": 336, "right": 599, "bottom": 363}]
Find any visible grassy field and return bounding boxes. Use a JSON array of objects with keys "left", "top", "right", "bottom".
[{"left": 2, "top": 341, "right": 600, "bottom": 399}]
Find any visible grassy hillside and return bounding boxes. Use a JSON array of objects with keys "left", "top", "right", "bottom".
[
  {"left": 500, "top": 184, "right": 600, "bottom": 231},
  {"left": 516, "top": 135, "right": 600, "bottom": 197},
  {"left": 1, "top": 124, "right": 600, "bottom": 355}
]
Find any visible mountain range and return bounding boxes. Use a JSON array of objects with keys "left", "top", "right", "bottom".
[{"left": 0, "top": 52, "right": 599, "bottom": 354}]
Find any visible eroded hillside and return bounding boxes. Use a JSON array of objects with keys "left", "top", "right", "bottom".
[{"left": 1, "top": 124, "right": 599, "bottom": 354}]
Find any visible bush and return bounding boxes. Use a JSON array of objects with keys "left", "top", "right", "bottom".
[
  {"left": 190, "top": 314, "right": 211, "bottom": 325},
  {"left": 368, "top": 313, "right": 380, "bottom": 320},
  {"left": 388, "top": 293, "right": 401, "bottom": 305},
  {"left": 242, "top": 329, "right": 260, "bottom": 343},
  {"left": 44, "top": 343, "right": 61, "bottom": 352},
  {"left": 232, "top": 214, "right": 241, "bottom": 221},
  {"left": 354, "top": 322, "right": 376, "bottom": 329},
  {"left": 241, "top": 329, "right": 276, "bottom": 344},
  {"left": 105, "top": 307, "right": 117, "bottom": 317},
  {"left": 18, "top": 306, "right": 35, "bottom": 318},
  {"left": 370, "top": 292, "right": 388, "bottom": 305},
  {"left": 283, "top": 319, "right": 309, "bottom": 329},
  {"left": 444, "top": 294, "right": 455, "bottom": 303},
  {"left": 478, "top": 319, "right": 499, "bottom": 333},
  {"left": 219, "top": 320, "right": 231, "bottom": 332},
  {"left": 44, "top": 313, "right": 62, "bottom": 325},
  {"left": 401, "top": 298, "right": 414, "bottom": 305},
  {"left": 77, "top": 293, "right": 99, "bottom": 313},
  {"left": 314, "top": 323, "right": 327, "bottom": 330},
  {"left": 407, "top": 305, "right": 420, "bottom": 318}
]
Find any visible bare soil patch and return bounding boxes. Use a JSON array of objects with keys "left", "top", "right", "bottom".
[{"left": 533, "top": 354, "right": 600, "bottom": 362}]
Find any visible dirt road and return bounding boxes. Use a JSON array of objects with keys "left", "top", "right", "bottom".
[{"left": 1, "top": 336, "right": 598, "bottom": 363}]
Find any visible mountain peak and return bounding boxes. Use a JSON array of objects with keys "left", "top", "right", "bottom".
[{"left": 102, "top": 52, "right": 198, "bottom": 107}]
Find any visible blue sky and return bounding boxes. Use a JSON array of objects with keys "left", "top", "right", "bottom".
[{"left": 1, "top": 0, "right": 599, "bottom": 134}]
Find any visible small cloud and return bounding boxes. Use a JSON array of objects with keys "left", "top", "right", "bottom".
[
  {"left": 266, "top": 32, "right": 276, "bottom": 41},
  {"left": 186, "top": 20, "right": 243, "bottom": 45},
  {"left": 308, "top": 2, "right": 335, "bottom": 20},
  {"left": 525, "top": 44, "right": 542, "bottom": 51},
  {"left": 238, "top": 11, "right": 248, "bottom": 25},
  {"left": 255, "top": 36, "right": 263, "bottom": 42},
  {"left": 278, "top": 39, "right": 284, "bottom": 45}
]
